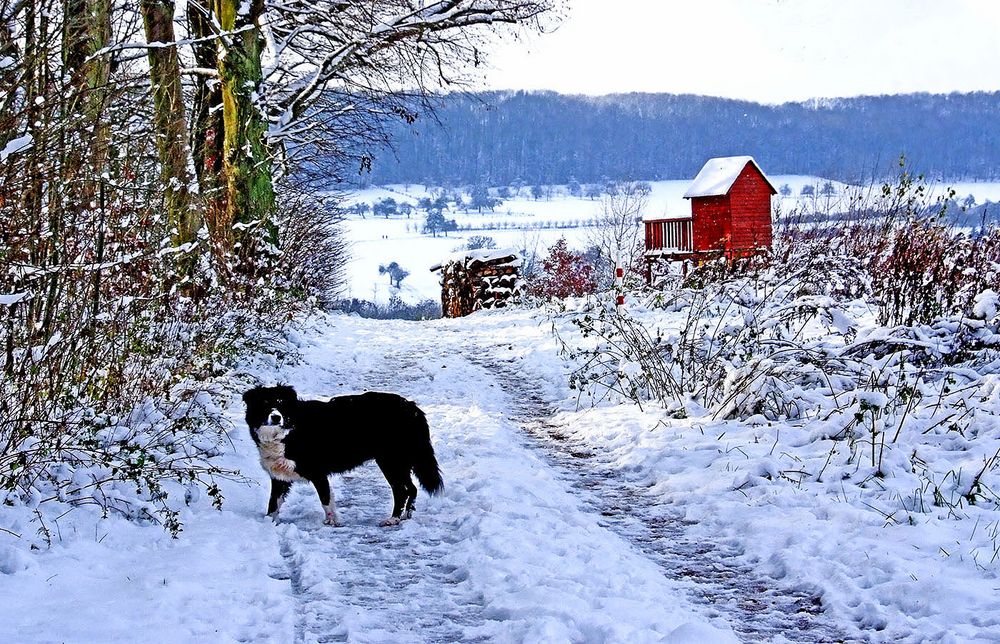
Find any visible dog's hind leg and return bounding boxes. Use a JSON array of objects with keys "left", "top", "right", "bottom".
[
  {"left": 309, "top": 475, "right": 339, "bottom": 526},
  {"left": 403, "top": 479, "right": 418, "bottom": 519},
  {"left": 377, "top": 460, "right": 410, "bottom": 526},
  {"left": 267, "top": 479, "right": 291, "bottom": 518}
]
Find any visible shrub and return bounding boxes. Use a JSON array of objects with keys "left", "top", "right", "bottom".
[
  {"left": 331, "top": 297, "right": 441, "bottom": 320},
  {"left": 466, "top": 235, "right": 498, "bottom": 251},
  {"left": 529, "top": 238, "right": 598, "bottom": 300}
]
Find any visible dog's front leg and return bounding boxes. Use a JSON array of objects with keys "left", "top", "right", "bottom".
[
  {"left": 310, "top": 476, "right": 339, "bottom": 526},
  {"left": 267, "top": 478, "right": 291, "bottom": 519}
]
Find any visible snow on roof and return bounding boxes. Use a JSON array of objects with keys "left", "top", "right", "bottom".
[
  {"left": 682, "top": 156, "right": 776, "bottom": 199},
  {"left": 429, "top": 247, "right": 522, "bottom": 272}
]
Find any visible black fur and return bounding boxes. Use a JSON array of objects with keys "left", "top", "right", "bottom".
[{"left": 242, "top": 385, "right": 443, "bottom": 524}]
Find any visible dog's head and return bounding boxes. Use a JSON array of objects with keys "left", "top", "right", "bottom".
[{"left": 242, "top": 385, "right": 298, "bottom": 444}]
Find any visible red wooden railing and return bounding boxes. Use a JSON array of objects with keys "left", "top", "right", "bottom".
[{"left": 644, "top": 218, "right": 693, "bottom": 252}]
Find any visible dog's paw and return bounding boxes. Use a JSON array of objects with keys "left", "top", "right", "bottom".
[
  {"left": 379, "top": 517, "right": 402, "bottom": 527},
  {"left": 323, "top": 513, "right": 341, "bottom": 527}
]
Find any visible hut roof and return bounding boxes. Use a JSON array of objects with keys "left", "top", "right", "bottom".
[{"left": 683, "top": 156, "right": 776, "bottom": 199}]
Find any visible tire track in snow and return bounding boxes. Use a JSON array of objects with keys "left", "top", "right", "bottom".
[{"left": 472, "top": 353, "right": 854, "bottom": 644}]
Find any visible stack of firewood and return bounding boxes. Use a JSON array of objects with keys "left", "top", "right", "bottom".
[{"left": 431, "top": 249, "right": 524, "bottom": 318}]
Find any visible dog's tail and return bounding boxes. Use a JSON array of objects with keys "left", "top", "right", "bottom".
[{"left": 411, "top": 408, "right": 443, "bottom": 495}]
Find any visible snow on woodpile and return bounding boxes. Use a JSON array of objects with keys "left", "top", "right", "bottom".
[
  {"left": 683, "top": 155, "right": 774, "bottom": 198},
  {"left": 431, "top": 248, "right": 524, "bottom": 318}
]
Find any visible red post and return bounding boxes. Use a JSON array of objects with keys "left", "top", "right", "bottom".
[{"left": 614, "top": 264, "right": 624, "bottom": 312}]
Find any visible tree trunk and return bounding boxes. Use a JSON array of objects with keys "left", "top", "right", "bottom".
[
  {"left": 140, "top": 0, "right": 202, "bottom": 284},
  {"left": 214, "top": 0, "right": 277, "bottom": 267},
  {"left": 60, "top": 0, "right": 113, "bottom": 323},
  {"left": 188, "top": 3, "right": 225, "bottom": 245},
  {"left": 63, "top": 0, "right": 112, "bottom": 192}
]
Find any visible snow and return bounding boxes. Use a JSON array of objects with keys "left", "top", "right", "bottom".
[
  {"left": 258, "top": 318, "right": 738, "bottom": 642},
  {"left": 973, "top": 289, "right": 999, "bottom": 320},
  {"left": 682, "top": 156, "right": 775, "bottom": 198},
  {"left": 0, "top": 292, "right": 28, "bottom": 306},
  {"left": 430, "top": 246, "right": 522, "bottom": 272},
  {"left": 339, "top": 177, "right": 846, "bottom": 304},
  {"left": 5, "top": 176, "right": 1000, "bottom": 640},
  {"left": 0, "top": 312, "right": 743, "bottom": 642},
  {"left": 0, "top": 135, "right": 32, "bottom": 163},
  {"left": 3, "top": 299, "right": 1000, "bottom": 640},
  {"left": 0, "top": 428, "right": 294, "bottom": 642}
]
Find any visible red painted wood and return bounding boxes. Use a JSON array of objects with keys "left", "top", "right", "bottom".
[
  {"left": 691, "top": 195, "right": 729, "bottom": 252},
  {"left": 727, "top": 163, "right": 774, "bottom": 252},
  {"left": 689, "top": 162, "right": 773, "bottom": 256},
  {"left": 644, "top": 218, "right": 694, "bottom": 252},
  {"left": 645, "top": 160, "right": 773, "bottom": 259}
]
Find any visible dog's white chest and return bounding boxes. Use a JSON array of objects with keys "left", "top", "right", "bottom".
[{"left": 256, "top": 426, "right": 304, "bottom": 482}]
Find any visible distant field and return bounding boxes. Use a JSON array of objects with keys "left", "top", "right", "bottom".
[{"left": 339, "top": 178, "right": 1000, "bottom": 305}]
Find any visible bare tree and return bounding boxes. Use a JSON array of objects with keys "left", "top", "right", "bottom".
[
  {"left": 587, "top": 181, "right": 648, "bottom": 288},
  {"left": 181, "top": 0, "right": 559, "bottom": 268}
]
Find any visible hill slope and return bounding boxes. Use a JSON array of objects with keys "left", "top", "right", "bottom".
[{"left": 359, "top": 91, "right": 1000, "bottom": 185}]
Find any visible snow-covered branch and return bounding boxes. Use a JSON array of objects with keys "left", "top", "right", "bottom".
[{"left": 262, "top": 0, "right": 556, "bottom": 137}]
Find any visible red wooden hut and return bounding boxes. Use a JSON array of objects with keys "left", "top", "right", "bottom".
[{"left": 645, "top": 156, "right": 776, "bottom": 281}]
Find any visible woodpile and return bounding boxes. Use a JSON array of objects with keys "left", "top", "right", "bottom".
[{"left": 430, "top": 249, "right": 524, "bottom": 318}]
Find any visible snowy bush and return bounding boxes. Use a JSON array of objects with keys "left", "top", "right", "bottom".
[
  {"left": 558, "top": 253, "right": 1000, "bottom": 513},
  {"left": 331, "top": 297, "right": 442, "bottom": 320},
  {"left": 0, "top": 91, "right": 318, "bottom": 540},
  {"left": 772, "top": 161, "right": 1000, "bottom": 326},
  {"left": 273, "top": 180, "right": 349, "bottom": 304},
  {"left": 529, "top": 238, "right": 598, "bottom": 300}
]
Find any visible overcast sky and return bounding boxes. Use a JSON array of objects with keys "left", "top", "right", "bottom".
[{"left": 480, "top": 0, "right": 1000, "bottom": 104}]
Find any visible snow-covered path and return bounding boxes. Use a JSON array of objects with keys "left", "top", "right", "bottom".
[
  {"left": 8, "top": 309, "right": 964, "bottom": 643},
  {"left": 250, "top": 314, "right": 864, "bottom": 643},
  {"left": 265, "top": 320, "right": 738, "bottom": 642},
  {"left": 480, "top": 352, "right": 847, "bottom": 644}
]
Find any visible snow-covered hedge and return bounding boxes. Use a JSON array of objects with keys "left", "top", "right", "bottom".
[{"left": 559, "top": 225, "right": 1000, "bottom": 516}]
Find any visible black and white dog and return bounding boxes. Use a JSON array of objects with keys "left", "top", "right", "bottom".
[{"left": 242, "top": 385, "right": 443, "bottom": 526}]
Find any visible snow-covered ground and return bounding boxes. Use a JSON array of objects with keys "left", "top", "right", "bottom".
[
  {"left": 340, "top": 179, "right": 1000, "bottom": 305},
  {"left": 3, "top": 304, "right": 997, "bottom": 642},
  {"left": 0, "top": 312, "right": 740, "bottom": 643},
  {"left": 4, "top": 177, "right": 1000, "bottom": 642}
]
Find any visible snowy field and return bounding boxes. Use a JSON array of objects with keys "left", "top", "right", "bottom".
[{"left": 339, "top": 178, "right": 1000, "bottom": 306}]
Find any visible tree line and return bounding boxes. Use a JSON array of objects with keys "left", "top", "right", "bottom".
[{"left": 355, "top": 90, "right": 1000, "bottom": 186}]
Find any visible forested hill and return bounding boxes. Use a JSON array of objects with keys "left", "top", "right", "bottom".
[{"left": 358, "top": 91, "right": 1000, "bottom": 186}]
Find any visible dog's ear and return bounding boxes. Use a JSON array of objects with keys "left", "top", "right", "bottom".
[
  {"left": 276, "top": 385, "right": 297, "bottom": 401},
  {"left": 242, "top": 388, "right": 258, "bottom": 404}
]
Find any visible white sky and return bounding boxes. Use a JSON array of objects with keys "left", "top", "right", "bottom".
[{"left": 481, "top": 0, "right": 1000, "bottom": 104}]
